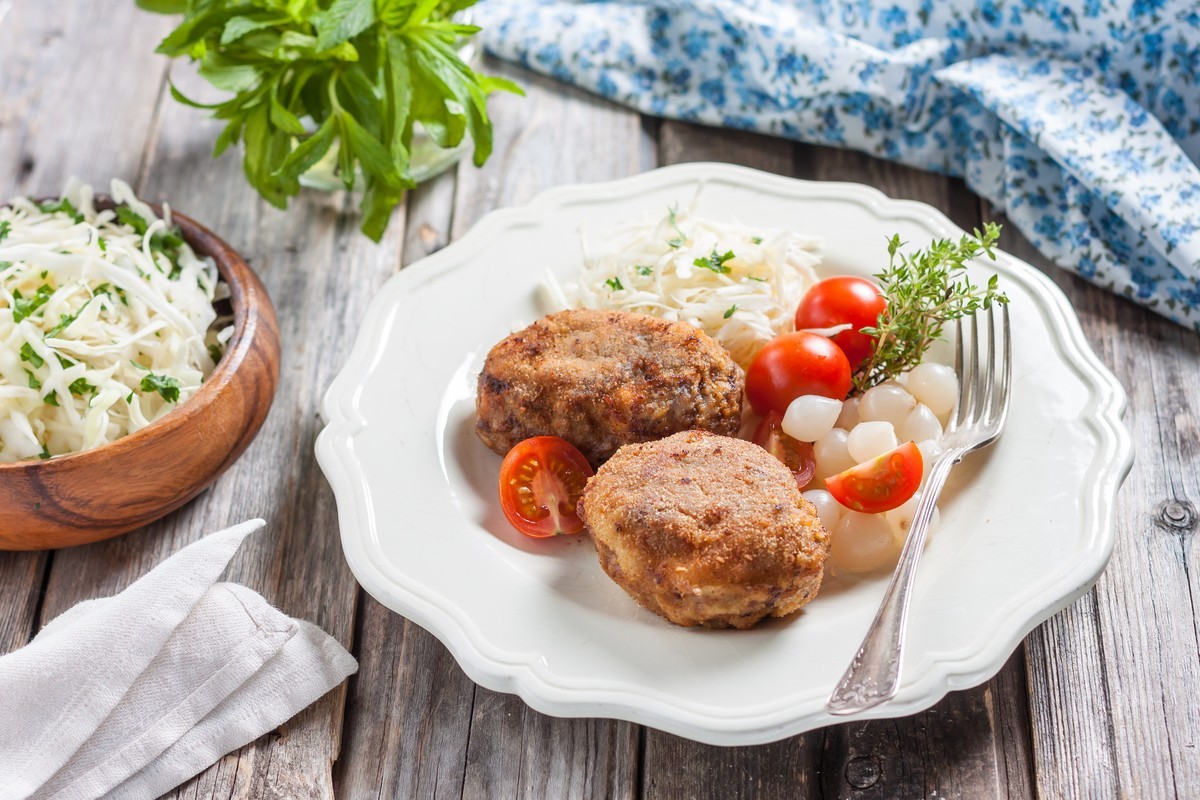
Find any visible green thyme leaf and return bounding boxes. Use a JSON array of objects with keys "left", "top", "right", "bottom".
[
  {"left": 853, "top": 222, "right": 1009, "bottom": 393},
  {"left": 723, "top": 304, "right": 738, "bottom": 319},
  {"left": 605, "top": 277, "right": 624, "bottom": 291},
  {"left": 44, "top": 391, "right": 59, "bottom": 407}
]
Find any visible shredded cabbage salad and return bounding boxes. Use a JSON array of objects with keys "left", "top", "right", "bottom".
[
  {"left": 0, "top": 179, "right": 230, "bottom": 463},
  {"left": 550, "top": 199, "right": 821, "bottom": 368}
]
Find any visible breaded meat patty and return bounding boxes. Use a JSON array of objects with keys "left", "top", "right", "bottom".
[
  {"left": 475, "top": 309, "right": 743, "bottom": 466},
  {"left": 578, "top": 431, "right": 830, "bottom": 629}
]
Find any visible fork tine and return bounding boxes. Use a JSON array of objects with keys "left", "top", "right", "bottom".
[
  {"left": 993, "top": 303, "right": 1012, "bottom": 427},
  {"left": 949, "top": 318, "right": 965, "bottom": 432},
  {"left": 981, "top": 306, "right": 996, "bottom": 424},
  {"left": 956, "top": 314, "right": 979, "bottom": 429}
]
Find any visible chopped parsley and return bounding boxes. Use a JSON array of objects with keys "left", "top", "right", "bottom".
[
  {"left": 693, "top": 248, "right": 735, "bottom": 274},
  {"left": 54, "top": 353, "right": 74, "bottom": 369},
  {"left": 723, "top": 305, "right": 738, "bottom": 319},
  {"left": 604, "top": 277, "right": 624, "bottom": 292},
  {"left": 43, "top": 391, "right": 59, "bottom": 407},
  {"left": 747, "top": 276, "right": 767, "bottom": 282},
  {"left": 25, "top": 369, "right": 41, "bottom": 390},
  {"left": 12, "top": 285, "right": 53, "bottom": 323},
  {"left": 0, "top": 220, "right": 10, "bottom": 241},
  {"left": 36, "top": 198, "right": 84, "bottom": 224},
  {"left": 750, "top": 236, "right": 763, "bottom": 245},
  {"left": 19, "top": 342, "right": 44, "bottom": 369},
  {"left": 208, "top": 343, "right": 223, "bottom": 363},
  {"left": 46, "top": 309, "right": 81, "bottom": 338},
  {"left": 666, "top": 206, "right": 688, "bottom": 249},
  {"left": 68, "top": 377, "right": 96, "bottom": 396},
  {"left": 140, "top": 372, "right": 181, "bottom": 403},
  {"left": 94, "top": 282, "right": 128, "bottom": 306},
  {"left": 116, "top": 206, "right": 185, "bottom": 260},
  {"left": 635, "top": 265, "right": 654, "bottom": 277},
  {"left": 39, "top": 445, "right": 51, "bottom": 460}
]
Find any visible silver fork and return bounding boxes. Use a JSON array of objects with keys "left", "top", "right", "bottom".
[{"left": 826, "top": 303, "right": 1012, "bottom": 715}]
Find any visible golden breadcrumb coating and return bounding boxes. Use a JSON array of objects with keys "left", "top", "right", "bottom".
[
  {"left": 579, "top": 431, "right": 830, "bottom": 629},
  {"left": 475, "top": 309, "right": 743, "bottom": 466}
]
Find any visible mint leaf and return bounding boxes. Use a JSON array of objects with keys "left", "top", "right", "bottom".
[{"left": 312, "top": 0, "right": 375, "bottom": 51}]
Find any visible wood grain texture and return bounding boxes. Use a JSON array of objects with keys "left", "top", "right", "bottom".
[
  {"left": 17, "top": 13, "right": 395, "bottom": 796},
  {"left": 332, "top": 168, "right": 478, "bottom": 800},
  {"left": 6, "top": 3, "right": 1196, "bottom": 796},
  {"left": 451, "top": 60, "right": 645, "bottom": 800},
  {"left": 987, "top": 201, "right": 1200, "bottom": 799},
  {"left": 0, "top": 0, "right": 171, "bottom": 662},
  {"left": 0, "top": 205, "right": 281, "bottom": 549}
]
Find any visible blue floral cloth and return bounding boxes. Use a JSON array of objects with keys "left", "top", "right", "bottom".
[{"left": 476, "top": 0, "right": 1200, "bottom": 329}]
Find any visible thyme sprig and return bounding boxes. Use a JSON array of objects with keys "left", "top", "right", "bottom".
[{"left": 854, "top": 222, "right": 1008, "bottom": 393}]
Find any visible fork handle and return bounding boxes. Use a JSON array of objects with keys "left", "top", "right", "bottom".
[{"left": 825, "top": 449, "right": 962, "bottom": 715}]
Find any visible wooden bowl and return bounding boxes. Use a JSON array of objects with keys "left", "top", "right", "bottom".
[{"left": 0, "top": 201, "right": 281, "bottom": 550}]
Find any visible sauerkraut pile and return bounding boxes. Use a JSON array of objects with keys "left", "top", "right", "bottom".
[
  {"left": 550, "top": 200, "right": 821, "bottom": 368},
  {"left": 0, "top": 179, "right": 229, "bottom": 462}
]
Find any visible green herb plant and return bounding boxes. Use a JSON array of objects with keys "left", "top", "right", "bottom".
[
  {"left": 137, "top": 0, "right": 522, "bottom": 241},
  {"left": 854, "top": 222, "right": 1009, "bottom": 393}
]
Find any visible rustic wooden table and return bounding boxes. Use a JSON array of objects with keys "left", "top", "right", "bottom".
[{"left": 2, "top": 4, "right": 1196, "bottom": 798}]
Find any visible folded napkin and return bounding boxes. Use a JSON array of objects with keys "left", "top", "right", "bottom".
[
  {"left": 0, "top": 520, "right": 357, "bottom": 800},
  {"left": 477, "top": 0, "right": 1200, "bottom": 330}
]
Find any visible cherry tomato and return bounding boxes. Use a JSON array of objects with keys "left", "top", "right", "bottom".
[
  {"left": 825, "top": 441, "right": 923, "bottom": 514},
  {"left": 752, "top": 411, "right": 816, "bottom": 489},
  {"left": 794, "top": 276, "right": 887, "bottom": 369},
  {"left": 745, "top": 331, "right": 852, "bottom": 415},
  {"left": 498, "top": 436, "right": 594, "bottom": 538}
]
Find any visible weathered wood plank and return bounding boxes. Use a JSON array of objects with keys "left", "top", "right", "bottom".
[
  {"left": 331, "top": 167, "right": 478, "bottom": 800},
  {"left": 448, "top": 61, "right": 646, "bottom": 800},
  {"left": 987, "top": 201, "right": 1200, "bottom": 798},
  {"left": 658, "top": 121, "right": 796, "bottom": 174},
  {"left": 0, "top": 0, "right": 170, "bottom": 655},
  {"left": 24, "top": 15, "right": 401, "bottom": 796}
]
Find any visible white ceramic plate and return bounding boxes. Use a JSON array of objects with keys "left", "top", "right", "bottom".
[{"left": 316, "top": 162, "right": 1132, "bottom": 746}]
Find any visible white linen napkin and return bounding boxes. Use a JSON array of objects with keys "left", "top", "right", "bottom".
[{"left": 0, "top": 519, "right": 358, "bottom": 800}]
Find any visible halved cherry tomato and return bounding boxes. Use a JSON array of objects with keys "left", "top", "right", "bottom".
[
  {"left": 498, "top": 436, "right": 594, "bottom": 538},
  {"left": 745, "top": 331, "right": 852, "bottom": 415},
  {"left": 794, "top": 276, "right": 887, "bottom": 370},
  {"left": 825, "top": 441, "right": 923, "bottom": 514},
  {"left": 752, "top": 411, "right": 816, "bottom": 489}
]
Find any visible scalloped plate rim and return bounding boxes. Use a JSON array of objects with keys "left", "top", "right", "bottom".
[{"left": 316, "top": 161, "right": 1133, "bottom": 745}]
